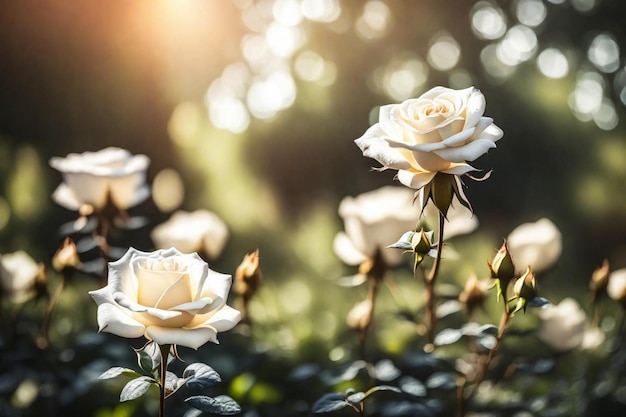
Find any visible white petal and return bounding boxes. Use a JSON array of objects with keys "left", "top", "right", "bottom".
[
  {"left": 397, "top": 170, "right": 437, "bottom": 189},
  {"left": 205, "top": 305, "right": 241, "bottom": 332},
  {"left": 333, "top": 232, "right": 369, "bottom": 266},
  {"left": 146, "top": 326, "right": 217, "bottom": 349},
  {"left": 51, "top": 183, "right": 83, "bottom": 211},
  {"left": 355, "top": 126, "right": 412, "bottom": 170},
  {"left": 433, "top": 139, "right": 496, "bottom": 162},
  {"left": 441, "top": 164, "right": 477, "bottom": 175},
  {"left": 385, "top": 138, "right": 445, "bottom": 153},
  {"left": 440, "top": 127, "right": 476, "bottom": 147},
  {"left": 171, "top": 297, "right": 214, "bottom": 314},
  {"left": 378, "top": 104, "right": 405, "bottom": 140},
  {"left": 463, "top": 88, "right": 486, "bottom": 130},
  {"left": 472, "top": 118, "right": 503, "bottom": 142},
  {"left": 97, "top": 303, "right": 146, "bottom": 338}
]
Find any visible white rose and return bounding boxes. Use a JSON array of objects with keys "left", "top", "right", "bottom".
[
  {"left": 355, "top": 86, "right": 503, "bottom": 189},
  {"left": 49, "top": 147, "right": 150, "bottom": 211},
  {"left": 89, "top": 247, "right": 241, "bottom": 349},
  {"left": 607, "top": 268, "right": 626, "bottom": 304},
  {"left": 333, "top": 186, "right": 420, "bottom": 266},
  {"left": 538, "top": 298, "right": 587, "bottom": 352},
  {"left": 0, "top": 251, "right": 40, "bottom": 302},
  {"left": 507, "top": 218, "right": 562, "bottom": 274},
  {"left": 422, "top": 198, "right": 479, "bottom": 240},
  {"left": 151, "top": 210, "right": 229, "bottom": 259}
]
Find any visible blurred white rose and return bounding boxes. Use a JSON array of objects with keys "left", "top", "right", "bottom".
[
  {"left": 539, "top": 298, "right": 586, "bottom": 352},
  {"left": 507, "top": 218, "right": 562, "bottom": 274},
  {"left": 607, "top": 268, "right": 626, "bottom": 305},
  {"left": 89, "top": 247, "right": 241, "bottom": 349},
  {"left": 422, "top": 198, "right": 478, "bottom": 239},
  {"left": 355, "top": 86, "right": 503, "bottom": 189},
  {"left": 333, "top": 186, "right": 419, "bottom": 266},
  {"left": 0, "top": 251, "right": 40, "bottom": 302},
  {"left": 151, "top": 210, "right": 229, "bottom": 259},
  {"left": 49, "top": 147, "right": 150, "bottom": 211}
]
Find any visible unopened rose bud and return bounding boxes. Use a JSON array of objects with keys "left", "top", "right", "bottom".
[
  {"left": 52, "top": 237, "right": 80, "bottom": 272},
  {"left": 234, "top": 249, "right": 262, "bottom": 302},
  {"left": 387, "top": 228, "right": 435, "bottom": 267},
  {"left": 590, "top": 259, "right": 610, "bottom": 302},
  {"left": 459, "top": 273, "right": 487, "bottom": 316},
  {"left": 346, "top": 299, "right": 373, "bottom": 332},
  {"left": 511, "top": 266, "right": 536, "bottom": 314},
  {"left": 489, "top": 241, "right": 515, "bottom": 281}
]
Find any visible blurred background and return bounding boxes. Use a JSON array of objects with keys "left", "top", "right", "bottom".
[{"left": 0, "top": 0, "right": 625, "bottom": 415}]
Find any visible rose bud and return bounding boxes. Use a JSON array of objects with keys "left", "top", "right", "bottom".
[
  {"left": 52, "top": 237, "right": 80, "bottom": 272},
  {"left": 234, "top": 249, "right": 262, "bottom": 302},
  {"left": 607, "top": 268, "right": 626, "bottom": 309},
  {"left": 346, "top": 299, "right": 374, "bottom": 332},
  {"left": 589, "top": 259, "right": 610, "bottom": 302},
  {"left": 488, "top": 241, "right": 515, "bottom": 281},
  {"left": 458, "top": 273, "right": 488, "bottom": 317}
]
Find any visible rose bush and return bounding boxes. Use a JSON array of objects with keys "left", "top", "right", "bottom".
[
  {"left": 151, "top": 210, "right": 229, "bottom": 259},
  {"left": 89, "top": 247, "right": 241, "bottom": 349},
  {"left": 49, "top": 147, "right": 150, "bottom": 211},
  {"left": 507, "top": 218, "right": 562, "bottom": 274},
  {"left": 355, "top": 86, "right": 503, "bottom": 189}
]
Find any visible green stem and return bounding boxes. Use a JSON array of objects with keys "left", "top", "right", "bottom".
[
  {"left": 158, "top": 344, "right": 171, "bottom": 417},
  {"left": 39, "top": 274, "right": 67, "bottom": 349},
  {"left": 476, "top": 305, "right": 511, "bottom": 385},
  {"left": 422, "top": 212, "right": 445, "bottom": 345}
]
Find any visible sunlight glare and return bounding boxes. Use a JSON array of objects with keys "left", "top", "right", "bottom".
[
  {"left": 246, "top": 71, "right": 296, "bottom": 119},
  {"left": 496, "top": 25, "right": 537, "bottom": 66},
  {"left": 588, "top": 33, "right": 620, "bottom": 73},
  {"left": 515, "top": 0, "right": 547, "bottom": 27},
  {"left": 272, "top": 0, "right": 303, "bottom": 26},
  {"left": 427, "top": 33, "right": 461, "bottom": 71},
  {"left": 537, "top": 48, "right": 569, "bottom": 79},
  {"left": 355, "top": 0, "right": 391, "bottom": 40},
  {"left": 568, "top": 72, "right": 604, "bottom": 122},
  {"left": 266, "top": 21, "right": 305, "bottom": 58},
  {"left": 470, "top": 2, "right": 507, "bottom": 40},
  {"left": 301, "top": 0, "right": 341, "bottom": 22}
]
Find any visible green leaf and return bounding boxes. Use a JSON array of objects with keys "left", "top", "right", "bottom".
[
  {"left": 98, "top": 367, "right": 140, "bottom": 380},
  {"left": 311, "top": 393, "right": 348, "bottom": 414},
  {"left": 398, "top": 376, "right": 426, "bottom": 397},
  {"left": 165, "top": 371, "right": 185, "bottom": 398},
  {"left": 136, "top": 348, "right": 156, "bottom": 374},
  {"left": 184, "top": 363, "right": 222, "bottom": 389},
  {"left": 346, "top": 391, "right": 365, "bottom": 404},
  {"left": 120, "top": 376, "right": 155, "bottom": 402},
  {"left": 185, "top": 395, "right": 241, "bottom": 415}
]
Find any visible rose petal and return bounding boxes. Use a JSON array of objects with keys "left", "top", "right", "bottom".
[
  {"left": 378, "top": 104, "right": 406, "bottom": 140},
  {"left": 473, "top": 121, "right": 504, "bottom": 143},
  {"left": 441, "top": 164, "right": 477, "bottom": 175},
  {"left": 50, "top": 183, "right": 83, "bottom": 211},
  {"left": 433, "top": 139, "right": 497, "bottom": 162},
  {"left": 463, "top": 88, "right": 486, "bottom": 130},
  {"left": 146, "top": 326, "right": 218, "bottom": 349},
  {"left": 440, "top": 127, "right": 476, "bottom": 147},
  {"left": 205, "top": 305, "right": 242, "bottom": 332},
  {"left": 197, "top": 270, "right": 232, "bottom": 305},
  {"left": 355, "top": 127, "right": 412, "bottom": 170},
  {"left": 171, "top": 297, "right": 214, "bottom": 314},
  {"left": 385, "top": 138, "right": 445, "bottom": 153},
  {"left": 114, "top": 292, "right": 183, "bottom": 321},
  {"left": 397, "top": 170, "right": 437, "bottom": 189},
  {"left": 333, "top": 232, "right": 369, "bottom": 266},
  {"left": 96, "top": 303, "right": 146, "bottom": 338}
]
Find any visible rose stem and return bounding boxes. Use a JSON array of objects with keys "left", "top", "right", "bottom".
[
  {"left": 423, "top": 212, "right": 445, "bottom": 345},
  {"left": 39, "top": 272, "right": 68, "bottom": 349},
  {"left": 476, "top": 302, "right": 511, "bottom": 385},
  {"left": 158, "top": 343, "right": 171, "bottom": 417},
  {"left": 359, "top": 271, "right": 380, "bottom": 361}
]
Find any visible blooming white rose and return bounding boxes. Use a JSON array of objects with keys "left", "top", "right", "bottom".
[
  {"left": 0, "top": 251, "right": 40, "bottom": 302},
  {"left": 355, "top": 86, "right": 503, "bottom": 189},
  {"left": 507, "top": 218, "right": 562, "bottom": 274},
  {"left": 151, "top": 210, "right": 229, "bottom": 259},
  {"left": 49, "top": 147, "right": 150, "bottom": 211},
  {"left": 89, "top": 247, "right": 241, "bottom": 349},
  {"left": 538, "top": 298, "right": 586, "bottom": 352},
  {"left": 607, "top": 268, "right": 626, "bottom": 305},
  {"left": 333, "top": 186, "right": 420, "bottom": 266}
]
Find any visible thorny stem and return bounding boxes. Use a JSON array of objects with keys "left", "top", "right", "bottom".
[
  {"left": 159, "top": 344, "right": 171, "bottom": 417},
  {"left": 422, "top": 212, "right": 445, "bottom": 345}
]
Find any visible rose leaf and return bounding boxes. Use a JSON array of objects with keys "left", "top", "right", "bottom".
[
  {"left": 120, "top": 376, "right": 156, "bottom": 402},
  {"left": 98, "top": 367, "right": 140, "bottom": 380},
  {"left": 183, "top": 363, "right": 221, "bottom": 389},
  {"left": 185, "top": 395, "right": 241, "bottom": 415},
  {"left": 310, "top": 393, "right": 348, "bottom": 414}
]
